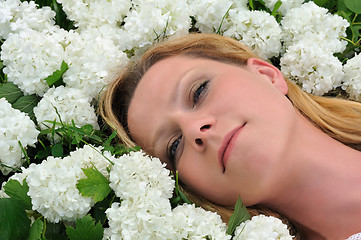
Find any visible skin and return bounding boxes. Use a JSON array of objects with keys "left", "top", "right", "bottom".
[{"left": 128, "top": 56, "right": 361, "bottom": 239}]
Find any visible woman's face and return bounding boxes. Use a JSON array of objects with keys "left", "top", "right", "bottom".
[{"left": 128, "top": 55, "right": 296, "bottom": 206}]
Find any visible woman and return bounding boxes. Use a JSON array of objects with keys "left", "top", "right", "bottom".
[{"left": 100, "top": 33, "right": 361, "bottom": 239}]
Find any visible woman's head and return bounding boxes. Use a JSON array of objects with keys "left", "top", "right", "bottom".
[
  {"left": 100, "top": 33, "right": 361, "bottom": 207},
  {"left": 101, "top": 33, "right": 260, "bottom": 147}
]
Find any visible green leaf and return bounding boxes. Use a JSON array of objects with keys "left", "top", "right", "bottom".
[
  {"left": 12, "top": 94, "right": 41, "bottom": 120},
  {"left": 226, "top": 196, "right": 251, "bottom": 235},
  {"left": 0, "top": 198, "right": 31, "bottom": 240},
  {"left": 28, "top": 219, "right": 44, "bottom": 240},
  {"left": 66, "top": 215, "right": 103, "bottom": 240},
  {"left": 0, "top": 82, "right": 23, "bottom": 104},
  {"left": 76, "top": 168, "right": 111, "bottom": 203},
  {"left": 271, "top": 0, "right": 282, "bottom": 16},
  {"left": 345, "top": 0, "right": 361, "bottom": 13},
  {"left": 51, "top": 143, "right": 64, "bottom": 157},
  {"left": 4, "top": 179, "right": 32, "bottom": 210},
  {"left": 44, "top": 61, "right": 68, "bottom": 87},
  {"left": 313, "top": 0, "right": 330, "bottom": 7}
]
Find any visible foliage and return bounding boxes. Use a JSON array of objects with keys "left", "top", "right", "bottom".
[
  {"left": 66, "top": 215, "right": 103, "bottom": 240},
  {"left": 226, "top": 196, "right": 251, "bottom": 235}
]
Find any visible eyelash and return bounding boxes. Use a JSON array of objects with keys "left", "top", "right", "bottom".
[{"left": 167, "top": 80, "right": 210, "bottom": 164}]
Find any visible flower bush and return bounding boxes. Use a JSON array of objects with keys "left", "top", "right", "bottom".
[{"left": 0, "top": 0, "right": 360, "bottom": 239}]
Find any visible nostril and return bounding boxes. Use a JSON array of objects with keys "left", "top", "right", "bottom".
[
  {"left": 200, "top": 124, "right": 211, "bottom": 131},
  {"left": 195, "top": 138, "right": 203, "bottom": 145}
]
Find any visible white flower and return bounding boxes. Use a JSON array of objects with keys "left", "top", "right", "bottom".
[
  {"left": 342, "top": 53, "right": 361, "bottom": 101},
  {"left": 281, "top": 1, "right": 349, "bottom": 53},
  {"left": 104, "top": 197, "right": 174, "bottom": 240},
  {"left": 280, "top": 38, "right": 344, "bottom": 95},
  {"left": 56, "top": 0, "right": 131, "bottom": 29},
  {"left": 33, "top": 86, "right": 99, "bottom": 134},
  {"left": 0, "top": 0, "right": 56, "bottom": 39},
  {"left": 187, "top": 0, "right": 234, "bottom": 33},
  {"left": 62, "top": 31, "right": 128, "bottom": 99},
  {"left": 172, "top": 203, "right": 231, "bottom": 240},
  {"left": 26, "top": 145, "right": 112, "bottom": 223},
  {"left": 118, "top": 0, "right": 191, "bottom": 52},
  {"left": 263, "top": 0, "right": 304, "bottom": 15},
  {"left": 232, "top": 215, "right": 293, "bottom": 240},
  {"left": 224, "top": 9, "right": 282, "bottom": 59},
  {"left": 109, "top": 151, "right": 174, "bottom": 201},
  {"left": 1, "top": 29, "right": 66, "bottom": 96},
  {"left": 0, "top": 98, "right": 39, "bottom": 175}
]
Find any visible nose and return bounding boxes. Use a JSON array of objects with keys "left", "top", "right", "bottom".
[{"left": 179, "top": 115, "right": 215, "bottom": 151}]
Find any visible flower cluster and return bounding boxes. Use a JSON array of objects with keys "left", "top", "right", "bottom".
[
  {"left": 0, "top": 0, "right": 56, "bottom": 39},
  {"left": 280, "top": 1, "right": 349, "bottom": 95},
  {"left": 25, "top": 145, "right": 112, "bottom": 223},
  {"left": 105, "top": 151, "right": 231, "bottom": 239},
  {"left": 224, "top": 9, "right": 282, "bottom": 59},
  {"left": 233, "top": 215, "right": 293, "bottom": 240},
  {"left": 33, "top": 86, "right": 99, "bottom": 133},
  {"left": 0, "top": 98, "right": 39, "bottom": 175},
  {"left": 1, "top": 29, "right": 66, "bottom": 96},
  {"left": 342, "top": 53, "right": 361, "bottom": 101},
  {"left": 118, "top": 0, "right": 191, "bottom": 54}
]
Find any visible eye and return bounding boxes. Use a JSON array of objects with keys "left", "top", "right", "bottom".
[
  {"left": 167, "top": 135, "right": 182, "bottom": 164},
  {"left": 192, "top": 80, "right": 209, "bottom": 105}
]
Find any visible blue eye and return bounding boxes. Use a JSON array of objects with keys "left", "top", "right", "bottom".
[
  {"left": 168, "top": 135, "right": 182, "bottom": 163},
  {"left": 193, "top": 80, "right": 209, "bottom": 104}
]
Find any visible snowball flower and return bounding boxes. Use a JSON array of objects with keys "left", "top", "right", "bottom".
[
  {"left": 26, "top": 145, "right": 112, "bottom": 223},
  {"left": 33, "top": 86, "right": 99, "bottom": 133},
  {"left": 0, "top": 0, "right": 56, "bottom": 39},
  {"left": 118, "top": 0, "right": 191, "bottom": 52},
  {"left": 280, "top": 38, "right": 344, "bottom": 95},
  {"left": 1, "top": 29, "right": 66, "bottom": 96},
  {"left": 109, "top": 151, "right": 174, "bottom": 201},
  {"left": 172, "top": 203, "right": 231, "bottom": 240},
  {"left": 0, "top": 98, "right": 39, "bottom": 175},
  {"left": 62, "top": 31, "right": 128, "bottom": 99},
  {"left": 104, "top": 197, "right": 174, "bottom": 240},
  {"left": 233, "top": 215, "right": 293, "bottom": 240},
  {"left": 342, "top": 53, "right": 361, "bottom": 101},
  {"left": 56, "top": 0, "right": 131, "bottom": 29},
  {"left": 224, "top": 9, "right": 282, "bottom": 59},
  {"left": 281, "top": 1, "right": 349, "bottom": 53},
  {"left": 263, "top": 0, "right": 304, "bottom": 15},
  {"left": 187, "top": 0, "right": 234, "bottom": 33}
]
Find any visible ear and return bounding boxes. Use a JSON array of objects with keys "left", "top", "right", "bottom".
[{"left": 246, "top": 58, "right": 288, "bottom": 95}]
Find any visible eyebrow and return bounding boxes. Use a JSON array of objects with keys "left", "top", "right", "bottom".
[{"left": 150, "top": 67, "right": 196, "bottom": 162}]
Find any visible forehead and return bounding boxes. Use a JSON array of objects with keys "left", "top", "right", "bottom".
[{"left": 127, "top": 56, "right": 192, "bottom": 150}]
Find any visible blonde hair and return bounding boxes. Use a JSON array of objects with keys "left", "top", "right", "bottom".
[{"left": 100, "top": 33, "right": 361, "bottom": 237}]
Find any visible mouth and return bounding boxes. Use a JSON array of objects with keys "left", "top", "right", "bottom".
[{"left": 218, "top": 123, "right": 246, "bottom": 173}]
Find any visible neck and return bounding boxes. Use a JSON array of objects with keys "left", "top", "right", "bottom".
[{"left": 263, "top": 113, "right": 361, "bottom": 239}]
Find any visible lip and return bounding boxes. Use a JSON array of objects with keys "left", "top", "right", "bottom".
[{"left": 218, "top": 124, "right": 245, "bottom": 172}]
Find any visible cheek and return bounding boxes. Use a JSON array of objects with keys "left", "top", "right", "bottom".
[{"left": 177, "top": 153, "right": 240, "bottom": 206}]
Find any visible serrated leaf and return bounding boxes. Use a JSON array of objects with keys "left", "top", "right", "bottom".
[
  {"left": 51, "top": 143, "right": 64, "bottom": 157},
  {"left": 0, "top": 82, "right": 23, "bottom": 104},
  {"left": 345, "top": 0, "right": 361, "bottom": 13},
  {"left": 4, "top": 179, "right": 32, "bottom": 210},
  {"left": 226, "top": 196, "right": 251, "bottom": 235},
  {"left": 0, "top": 198, "right": 31, "bottom": 240},
  {"left": 66, "top": 215, "right": 103, "bottom": 240},
  {"left": 12, "top": 94, "right": 41, "bottom": 120},
  {"left": 76, "top": 168, "right": 111, "bottom": 203},
  {"left": 45, "top": 61, "right": 68, "bottom": 87},
  {"left": 28, "top": 219, "right": 44, "bottom": 240}
]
